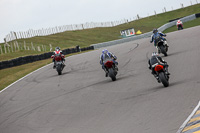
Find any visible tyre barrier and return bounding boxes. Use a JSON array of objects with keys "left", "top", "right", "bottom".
[
  {"left": 195, "top": 13, "right": 200, "bottom": 18},
  {"left": 0, "top": 46, "right": 94, "bottom": 70}
]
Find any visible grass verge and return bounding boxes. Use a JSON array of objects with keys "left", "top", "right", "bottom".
[{"left": 0, "top": 51, "right": 93, "bottom": 91}]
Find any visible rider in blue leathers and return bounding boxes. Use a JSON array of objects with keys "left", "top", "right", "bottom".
[
  {"left": 100, "top": 49, "right": 118, "bottom": 77},
  {"left": 150, "top": 29, "right": 168, "bottom": 53}
]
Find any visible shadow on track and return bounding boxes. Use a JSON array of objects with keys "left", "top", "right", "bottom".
[{"left": 165, "top": 49, "right": 188, "bottom": 57}]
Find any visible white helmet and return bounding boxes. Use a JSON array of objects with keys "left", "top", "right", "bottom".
[{"left": 152, "top": 52, "right": 158, "bottom": 56}]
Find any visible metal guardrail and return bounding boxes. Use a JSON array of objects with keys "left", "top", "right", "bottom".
[{"left": 91, "top": 14, "right": 197, "bottom": 49}]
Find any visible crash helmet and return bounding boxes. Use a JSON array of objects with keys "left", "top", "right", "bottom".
[
  {"left": 153, "top": 28, "right": 158, "bottom": 34},
  {"left": 55, "top": 47, "right": 60, "bottom": 51},
  {"left": 102, "top": 49, "right": 108, "bottom": 54},
  {"left": 152, "top": 52, "right": 158, "bottom": 56}
]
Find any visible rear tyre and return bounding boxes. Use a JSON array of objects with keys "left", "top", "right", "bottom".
[
  {"left": 108, "top": 68, "right": 116, "bottom": 81},
  {"left": 57, "top": 65, "right": 62, "bottom": 75},
  {"left": 160, "top": 45, "right": 168, "bottom": 56},
  {"left": 158, "top": 72, "right": 169, "bottom": 87}
]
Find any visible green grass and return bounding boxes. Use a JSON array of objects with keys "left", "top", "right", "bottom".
[
  {"left": 0, "top": 50, "right": 92, "bottom": 91},
  {"left": 164, "top": 17, "right": 200, "bottom": 33},
  {"left": 0, "top": 4, "right": 200, "bottom": 61}
]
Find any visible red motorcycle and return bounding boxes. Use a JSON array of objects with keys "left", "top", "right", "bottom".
[
  {"left": 104, "top": 59, "right": 118, "bottom": 81},
  {"left": 154, "top": 64, "right": 169, "bottom": 87},
  {"left": 52, "top": 54, "right": 65, "bottom": 75}
]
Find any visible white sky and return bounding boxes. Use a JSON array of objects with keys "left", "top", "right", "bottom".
[{"left": 0, "top": 0, "right": 198, "bottom": 42}]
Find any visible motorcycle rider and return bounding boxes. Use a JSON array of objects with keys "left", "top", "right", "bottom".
[
  {"left": 176, "top": 19, "right": 183, "bottom": 30},
  {"left": 100, "top": 49, "right": 118, "bottom": 77},
  {"left": 150, "top": 29, "right": 168, "bottom": 53},
  {"left": 148, "top": 52, "right": 170, "bottom": 82},
  {"left": 51, "top": 47, "right": 65, "bottom": 69}
]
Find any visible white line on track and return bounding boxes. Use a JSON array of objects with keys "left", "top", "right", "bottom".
[
  {"left": 0, "top": 63, "right": 52, "bottom": 94},
  {"left": 176, "top": 101, "right": 200, "bottom": 133}
]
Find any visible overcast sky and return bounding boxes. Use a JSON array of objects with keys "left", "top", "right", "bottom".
[{"left": 0, "top": 0, "right": 198, "bottom": 42}]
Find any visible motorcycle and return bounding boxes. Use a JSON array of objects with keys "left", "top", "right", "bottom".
[
  {"left": 53, "top": 54, "right": 65, "bottom": 75},
  {"left": 155, "top": 35, "right": 168, "bottom": 56},
  {"left": 154, "top": 63, "right": 169, "bottom": 87},
  {"left": 104, "top": 58, "right": 118, "bottom": 81},
  {"left": 177, "top": 24, "right": 183, "bottom": 30}
]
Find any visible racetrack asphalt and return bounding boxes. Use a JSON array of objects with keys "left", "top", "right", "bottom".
[{"left": 0, "top": 26, "right": 200, "bottom": 133}]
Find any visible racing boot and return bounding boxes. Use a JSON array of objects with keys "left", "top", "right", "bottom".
[
  {"left": 115, "top": 65, "right": 118, "bottom": 71},
  {"left": 164, "top": 66, "right": 170, "bottom": 75},
  {"left": 103, "top": 68, "right": 108, "bottom": 77},
  {"left": 164, "top": 41, "right": 169, "bottom": 47},
  {"left": 53, "top": 62, "right": 56, "bottom": 69},
  {"left": 154, "top": 74, "right": 160, "bottom": 83},
  {"left": 105, "top": 71, "right": 108, "bottom": 77}
]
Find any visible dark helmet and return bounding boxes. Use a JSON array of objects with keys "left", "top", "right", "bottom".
[
  {"left": 55, "top": 47, "right": 60, "bottom": 51},
  {"left": 153, "top": 29, "right": 158, "bottom": 34}
]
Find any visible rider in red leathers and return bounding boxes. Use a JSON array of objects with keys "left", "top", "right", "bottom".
[{"left": 51, "top": 47, "right": 65, "bottom": 69}]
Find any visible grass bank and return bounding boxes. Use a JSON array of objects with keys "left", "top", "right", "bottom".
[
  {"left": 0, "top": 51, "right": 92, "bottom": 91},
  {"left": 0, "top": 4, "right": 199, "bottom": 61},
  {"left": 164, "top": 17, "right": 200, "bottom": 33}
]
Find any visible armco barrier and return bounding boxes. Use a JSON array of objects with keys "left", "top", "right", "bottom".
[
  {"left": 91, "top": 14, "right": 198, "bottom": 49},
  {"left": 0, "top": 46, "right": 94, "bottom": 70}
]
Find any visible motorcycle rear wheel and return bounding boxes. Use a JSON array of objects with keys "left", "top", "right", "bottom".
[
  {"left": 158, "top": 72, "right": 169, "bottom": 87},
  {"left": 57, "top": 65, "right": 62, "bottom": 75},
  {"left": 160, "top": 45, "right": 168, "bottom": 56},
  {"left": 108, "top": 68, "right": 116, "bottom": 81}
]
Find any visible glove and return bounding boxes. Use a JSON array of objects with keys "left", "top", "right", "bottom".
[{"left": 164, "top": 34, "right": 167, "bottom": 37}]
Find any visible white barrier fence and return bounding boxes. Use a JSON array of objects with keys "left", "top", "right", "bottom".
[
  {"left": 4, "top": 21, "right": 129, "bottom": 43},
  {"left": 91, "top": 14, "right": 197, "bottom": 49},
  {"left": 4, "top": 2, "right": 199, "bottom": 43}
]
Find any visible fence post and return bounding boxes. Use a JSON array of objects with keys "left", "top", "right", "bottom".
[
  {"left": 49, "top": 44, "right": 52, "bottom": 51},
  {"left": 137, "top": 14, "right": 140, "bottom": 20},
  {"left": 24, "top": 41, "right": 26, "bottom": 50},
  {"left": 4, "top": 44, "right": 7, "bottom": 53},
  {"left": 19, "top": 42, "right": 23, "bottom": 50},
  {"left": 42, "top": 45, "right": 44, "bottom": 51},
  {"left": 181, "top": 3, "right": 184, "bottom": 8},
  {"left": 15, "top": 41, "right": 19, "bottom": 50},
  {"left": 164, "top": 7, "right": 166, "bottom": 12},
  {"left": 6, "top": 43, "right": 10, "bottom": 53},
  {"left": 37, "top": 46, "right": 41, "bottom": 51},
  {"left": 0, "top": 45, "right": 3, "bottom": 54},
  {"left": 31, "top": 42, "right": 35, "bottom": 51},
  {"left": 14, "top": 32, "right": 18, "bottom": 40},
  {"left": 13, "top": 42, "right": 16, "bottom": 52},
  {"left": 10, "top": 43, "right": 13, "bottom": 52}
]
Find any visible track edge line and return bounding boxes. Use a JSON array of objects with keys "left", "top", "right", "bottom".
[{"left": 176, "top": 101, "right": 200, "bottom": 133}]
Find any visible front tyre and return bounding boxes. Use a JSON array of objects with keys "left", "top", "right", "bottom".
[{"left": 158, "top": 72, "right": 169, "bottom": 87}]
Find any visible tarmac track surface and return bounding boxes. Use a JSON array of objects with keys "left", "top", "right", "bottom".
[{"left": 0, "top": 26, "right": 200, "bottom": 133}]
